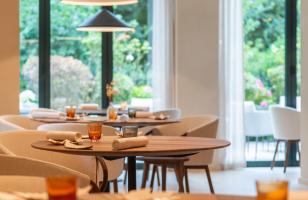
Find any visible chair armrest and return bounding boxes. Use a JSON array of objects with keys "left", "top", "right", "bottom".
[{"left": 185, "top": 119, "right": 218, "bottom": 138}]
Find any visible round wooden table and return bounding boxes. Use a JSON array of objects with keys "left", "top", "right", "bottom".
[{"left": 32, "top": 136, "right": 230, "bottom": 191}]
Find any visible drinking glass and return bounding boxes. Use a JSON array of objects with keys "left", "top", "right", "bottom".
[
  {"left": 87, "top": 122, "right": 102, "bottom": 142},
  {"left": 46, "top": 176, "right": 76, "bottom": 200},
  {"left": 66, "top": 106, "right": 76, "bottom": 119},
  {"left": 256, "top": 180, "right": 288, "bottom": 200}
]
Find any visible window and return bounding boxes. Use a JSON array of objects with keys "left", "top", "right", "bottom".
[
  {"left": 113, "top": 1, "right": 153, "bottom": 107},
  {"left": 20, "top": 0, "right": 152, "bottom": 112},
  {"left": 50, "top": 1, "right": 101, "bottom": 110},
  {"left": 20, "top": 0, "right": 39, "bottom": 114},
  {"left": 243, "top": 0, "right": 300, "bottom": 166}
]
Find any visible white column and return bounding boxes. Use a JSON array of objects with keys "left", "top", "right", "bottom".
[{"left": 299, "top": 0, "right": 308, "bottom": 185}]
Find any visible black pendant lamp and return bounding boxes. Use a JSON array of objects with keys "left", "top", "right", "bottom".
[
  {"left": 77, "top": 9, "right": 134, "bottom": 32},
  {"left": 61, "top": 0, "right": 138, "bottom": 6}
]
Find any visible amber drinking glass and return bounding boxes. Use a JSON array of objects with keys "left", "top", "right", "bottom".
[
  {"left": 87, "top": 122, "right": 102, "bottom": 142},
  {"left": 256, "top": 180, "right": 288, "bottom": 200},
  {"left": 66, "top": 106, "right": 76, "bottom": 119},
  {"left": 46, "top": 176, "right": 76, "bottom": 200}
]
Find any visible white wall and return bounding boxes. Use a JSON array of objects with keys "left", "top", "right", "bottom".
[
  {"left": 175, "top": 0, "right": 219, "bottom": 116},
  {"left": 0, "top": 0, "right": 20, "bottom": 115},
  {"left": 299, "top": 0, "right": 308, "bottom": 185}
]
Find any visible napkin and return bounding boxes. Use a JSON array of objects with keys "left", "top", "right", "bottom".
[
  {"left": 79, "top": 104, "right": 99, "bottom": 110},
  {"left": 46, "top": 131, "right": 83, "bottom": 143},
  {"left": 135, "top": 111, "right": 153, "bottom": 118},
  {"left": 31, "top": 109, "right": 64, "bottom": 119},
  {"left": 112, "top": 136, "right": 149, "bottom": 150}
]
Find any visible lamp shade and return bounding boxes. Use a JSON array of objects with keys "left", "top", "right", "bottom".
[
  {"left": 77, "top": 9, "right": 134, "bottom": 32},
  {"left": 61, "top": 0, "right": 138, "bottom": 6}
]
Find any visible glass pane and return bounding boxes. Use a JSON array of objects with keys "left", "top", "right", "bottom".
[
  {"left": 243, "top": 0, "right": 286, "bottom": 161},
  {"left": 50, "top": 0, "right": 101, "bottom": 111},
  {"left": 113, "top": 0, "right": 153, "bottom": 109},
  {"left": 20, "top": 0, "right": 39, "bottom": 114}
]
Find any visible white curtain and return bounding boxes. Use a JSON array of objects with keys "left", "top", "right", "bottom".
[
  {"left": 216, "top": 0, "right": 246, "bottom": 169},
  {"left": 151, "top": 0, "right": 176, "bottom": 111}
]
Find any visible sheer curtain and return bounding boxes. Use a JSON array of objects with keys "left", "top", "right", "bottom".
[
  {"left": 216, "top": 0, "right": 246, "bottom": 169},
  {"left": 151, "top": 0, "right": 176, "bottom": 111}
]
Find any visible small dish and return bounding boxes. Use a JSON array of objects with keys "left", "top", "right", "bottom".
[{"left": 64, "top": 141, "right": 93, "bottom": 150}]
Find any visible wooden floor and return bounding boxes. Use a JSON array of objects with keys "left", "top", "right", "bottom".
[{"left": 113, "top": 167, "right": 308, "bottom": 196}]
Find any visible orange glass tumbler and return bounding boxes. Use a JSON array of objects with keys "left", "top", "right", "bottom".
[
  {"left": 256, "top": 180, "right": 288, "bottom": 200},
  {"left": 65, "top": 106, "right": 76, "bottom": 119},
  {"left": 46, "top": 176, "right": 77, "bottom": 200},
  {"left": 87, "top": 122, "right": 102, "bottom": 142}
]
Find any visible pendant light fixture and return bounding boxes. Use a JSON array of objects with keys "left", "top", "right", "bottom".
[
  {"left": 77, "top": 9, "right": 134, "bottom": 32},
  {"left": 61, "top": 0, "right": 138, "bottom": 6}
]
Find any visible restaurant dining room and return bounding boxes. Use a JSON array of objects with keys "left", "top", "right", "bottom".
[{"left": 1, "top": 0, "right": 308, "bottom": 199}]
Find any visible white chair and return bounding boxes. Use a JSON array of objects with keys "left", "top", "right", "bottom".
[
  {"left": 0, "top": 130, "right": 113, "bottom": 192},
  {"left": 244, "top": 101, "right": 274, "bottom": 159},
  {"left": 0, "top": 154, "right": 91, "bottom": 192},
  {"left": 37, "top": 123, "right": 124, "bottom": 192},
  {"left": 270, "top": 106, "right": 300, "bottom": 173},
  {"left": 0, "top": 115, "right": 43, "bottom": 130},
  {"left": 142, "top": 115, "right": 219, "bottom": 193}
]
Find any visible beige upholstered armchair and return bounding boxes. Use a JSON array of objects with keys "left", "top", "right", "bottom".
[
  {"left": 0, "top": 130, "right": 114, "bottom": 191},
  {"left": 0, "top": 115, "right": 43, "bottom": 130},
  {"left": 0, "top": 154, "right": 91, "bottom": 192}
]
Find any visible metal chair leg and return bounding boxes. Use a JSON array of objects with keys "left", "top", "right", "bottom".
[
  {"left": 284, "top": 141, "right": 291, "bottom": 173},
  {"left": 141, "top": 162, "right": 150, "bottom": 188},
  {"left": 184, "top": 167, "right": 190, "bottom": 193},
  {"left": 205, "top": 165, "right": 214, "bottom": 194},
  {"left": 271, "top": 140, "right": 280, "bottom": 170},
  {"left": 150, "top": 165, "right": 157, "bottom": 191},
  {"left": 161, "top": 165, "right": 167, "bottom": 191}
]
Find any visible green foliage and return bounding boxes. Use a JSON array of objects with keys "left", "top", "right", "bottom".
[
  {"left": 113, "top": 73, "right": 135, "bottom": 103},
  {"left": 243, "top": 0, "right": 289, "bottom": 106},
  {"left": 131, "top": 86, "right": 153, "bottom": 99},
  {"left": 22, "top": 56, "right": 96, "bottom": 110},
  {"left": 20, "top": 0, "right": 152, "bottom": 110},
  {"left": 243, "top": 0, "right": 285, "bottom": 50}
]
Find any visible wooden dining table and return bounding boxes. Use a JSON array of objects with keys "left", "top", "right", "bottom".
[{"left": 32, "top": 136, "right": 230, "bottom": 191}]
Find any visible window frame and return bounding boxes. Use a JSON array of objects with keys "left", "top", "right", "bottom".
[
  {"left": 247, "top": 0, "right": 299, "bottom": 167},
  {"left": 38, "top": 1, "right": 113, "bottom": 109}
]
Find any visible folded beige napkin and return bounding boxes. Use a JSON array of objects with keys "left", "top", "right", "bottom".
[
  {"left": 112, "top": 136, "right": 149, "bottom": 150},
  {"left": 31, "top": 109, "right": 64, "bottom": 119},
  {"left": 79, "top": 103, "right": 99, "bottom": 110},
  {"left": 46, "top": 131, "right": 82, "bottom": 142},
  {"left": 135, "top": 111, "right": 153, "bottom": 118}
]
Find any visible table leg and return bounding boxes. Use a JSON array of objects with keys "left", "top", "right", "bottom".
[{"left": 127, "top": 156, "right": 137, "bottom": 191}]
